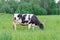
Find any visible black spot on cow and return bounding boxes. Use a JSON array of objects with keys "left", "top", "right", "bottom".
[
  {"left": 17, "top": 14, "right": 22, "bottom": 19},
  {"left": 21, "top": 14, "right": 27, "bottom": 23}
]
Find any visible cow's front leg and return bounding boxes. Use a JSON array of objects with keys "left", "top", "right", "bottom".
[
  {"left": 13, "top": 21, "right": 18, "bottom": 30},
  {"left": 13, "top": 22, "right": 16, "bottom": 30}
]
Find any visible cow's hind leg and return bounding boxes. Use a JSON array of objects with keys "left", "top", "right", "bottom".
[
  {"left": 28, "top": 23, "right": 32, "bottom": 30},
  {"left": 32, "top": 24, "right": 35, "bottom": 30}
]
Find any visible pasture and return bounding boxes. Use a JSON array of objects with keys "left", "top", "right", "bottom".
[{"left": 0, "top": 13, "right": 60, "bottom": 40}]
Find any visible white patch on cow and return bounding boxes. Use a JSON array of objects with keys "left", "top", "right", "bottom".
[
  {"left": 22, "top": 14, "right": 25, "bottom": 16},
  {"left": 25, "top": 14, "right": 33, "bottom": 21},
  {"left": 17, "top": 19, "right": 22, "bottom": 23},
  {"left": 25, "top": 14, "right": 29, "bottom": 21},
  {"left": 30, "top": 14, "right": 33, "bottom": 19},
  {"left": 28, "top": 23, "right": 32, "bottom": 30},
  {"left": 14, "top": 14, "right": 19, "bottom": 17}
]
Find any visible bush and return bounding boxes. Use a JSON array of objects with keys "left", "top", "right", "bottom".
[
  {"left": 0, "top": 0, "right": 59, "bottom": 15},
  {"left": 15, "top": 2, "right": 33, "bottom": 14},
  {"left": 0, "top": 0, "right": 18, "bottom": 14},
  {"left": 32, "top": 5, "right": 47, "bottom": 15},
  {"left": 51, "top": 8, "right": 60, "bottom": 15}
]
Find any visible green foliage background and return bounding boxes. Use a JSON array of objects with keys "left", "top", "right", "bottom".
[{"left": 0, "top": 0, "right": 60, "bottom": 15}]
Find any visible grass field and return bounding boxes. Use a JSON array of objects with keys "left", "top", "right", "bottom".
[{"left": 0, "top": 13, "right": 60, "bottom": 40}]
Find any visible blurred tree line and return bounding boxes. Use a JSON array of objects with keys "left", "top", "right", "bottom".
[{"left": 0, "top": 0, "right": 60, "bottom": 15}]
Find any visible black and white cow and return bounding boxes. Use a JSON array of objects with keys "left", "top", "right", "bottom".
[{"left": 13, "top": 14, "right": 44, "bottom": 30}]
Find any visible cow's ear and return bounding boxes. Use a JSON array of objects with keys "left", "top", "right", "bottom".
[{"left": 17, "top": 14, "right": 22, "bottom": 18}]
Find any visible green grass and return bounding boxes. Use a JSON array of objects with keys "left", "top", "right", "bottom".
[{"left": 0, "top": 13, "right": 60, "bottom": 40}]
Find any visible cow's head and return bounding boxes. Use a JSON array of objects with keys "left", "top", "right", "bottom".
[{"left": 14, "top": 14, "right": 22, "bottom": 24}]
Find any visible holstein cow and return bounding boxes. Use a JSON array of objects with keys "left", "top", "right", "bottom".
[{"left": 13, "top": 14, "right": 44, "bottom": 30}]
